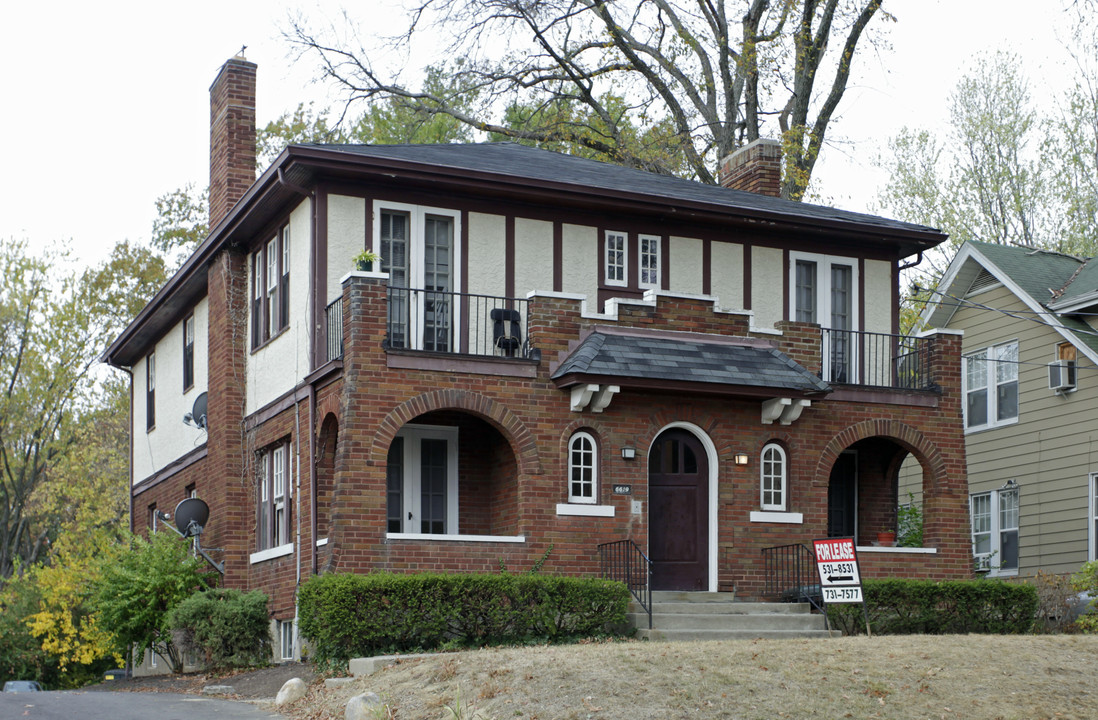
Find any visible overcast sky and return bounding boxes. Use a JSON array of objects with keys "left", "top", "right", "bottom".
[{"left": 0, "top": 1, "right": 1081, "bottom": 267}]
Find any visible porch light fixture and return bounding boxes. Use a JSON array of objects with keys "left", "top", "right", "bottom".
[
  {"left": 733, "top": 452, "right": 750, "bottom": 466},
  {"left": 621, "top": 446, "right": 636, "bottom": 460}
]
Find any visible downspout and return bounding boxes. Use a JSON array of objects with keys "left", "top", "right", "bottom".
[
  {"left": 898, "top": 251, "right": 923, "bottom": 272},
  {"left": 308, "top": 384, "right": 317, "bottom": 576},
  {"left": 294, "top": 397, "right": 302, "bottom": 659}
]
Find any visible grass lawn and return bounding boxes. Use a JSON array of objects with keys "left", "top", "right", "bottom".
[{"left": 284, "top": 634, "right": 1098, "bottom": 720}]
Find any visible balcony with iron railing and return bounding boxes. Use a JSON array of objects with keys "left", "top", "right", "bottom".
[
  {"left": 819, "top": 328, "right": 934, "bottom": 391},
  {"left": 323, "top": 288, "right": 536, "bottom": 365}
]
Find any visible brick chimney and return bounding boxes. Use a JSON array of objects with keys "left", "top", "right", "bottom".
[
  {"left": 209, "top": 55, "right": 257, "bottom": 230},
  {"left": 718, "top": 138, "right": 782, "bottom": 198}
]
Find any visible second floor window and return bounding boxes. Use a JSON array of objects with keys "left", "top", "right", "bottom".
[
  {"left": 605, "top": 231, "right": 627, "bottom": 286},
  {"left": 964, "top": 341, "right": 1018, "bottom": 431},
  {"left": 251, "top": 224, "right": 290, "bottom": 348},
  {"left": 639, "top": 235, "right": 661, "bottom": 289},
  {"left": 145, "top": 352, "right": 155, "bottom": 431},
  {"left": 182, "top": 314, "right": 194, "bottom": 391},
  {"left": 257, "top": 442, "right": 291, "bottom": 550}
]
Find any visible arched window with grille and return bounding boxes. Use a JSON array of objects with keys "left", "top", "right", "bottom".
[
  {"left": 760, "top": 443, "right": 787, "bottom": 511},
  {"left": 568, "top": 431, "right": 598, "bottom": 504}
]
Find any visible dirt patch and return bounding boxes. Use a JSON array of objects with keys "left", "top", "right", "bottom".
[
  {"left": 87, "top": 662, "right": 316, "bottom": 700},
  {"left": 276, "top": 635, "right": 1098, "bottom": 720}
]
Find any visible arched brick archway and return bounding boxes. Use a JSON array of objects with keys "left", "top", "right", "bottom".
[
  {"left": 814, "top": 419, "right": 947, "bottom": 492},
  {"left": 371, "top": 389, "right": 542, "bottom": 476}
]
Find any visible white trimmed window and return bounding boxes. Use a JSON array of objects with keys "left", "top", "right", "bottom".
[
  {"left": 639, "top": 234, "right": 661, "bottom": 289},
  {"left": 257, "top": 441, "right": 291, "bottom": 551},
  {"left": 971, "top": 487, "right": 1019, "bottom": 575},
  {"left": 145, "top": 351, "right": 155, "bottom": 431},
  {"left": 760, "top": 443, "right": 787, "bottom": 511},
  {"left": 568, "top": 431, "right": 598, "bottom": 504},
  {"left": 182, "top": 313, "right": 195, "bottom": 391},
  {"left": 605, "top": 231, "right": 627, "bottom": 286},
  {"left": 964, "top": 341, "right": 1018, "bottom": 431},
  {"left": 790, "top": 252, "right": 858, "bottom": 383},
  {"left": 279, "top": 619, "right": 295, "bottom": 661},
  {"left": 251, "top": 223, "right": 290, "bottom": 348}
]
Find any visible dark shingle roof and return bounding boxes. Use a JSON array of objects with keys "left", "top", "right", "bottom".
[
  {"left": 311, "top": 143, "right": 942, "bottom": 237},
  {"left": 551, "top": 331, "right": 831, "bottom": 394}
]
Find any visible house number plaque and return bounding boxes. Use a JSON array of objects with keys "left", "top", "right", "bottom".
[{"left": 612, "top": 484, "right": 632, "bottom": 495}]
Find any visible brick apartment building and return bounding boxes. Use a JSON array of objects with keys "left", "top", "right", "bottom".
[{"left": 104, "top": 55, "right": 972, "bottom": 664}]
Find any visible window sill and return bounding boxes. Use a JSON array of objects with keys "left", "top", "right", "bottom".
[
  {"left": 857, "top": 545, "right": 938, "bottom": 554},
  {"left": 316, "top": 537, "right": 328, "bottom": 547},
  {"left": 250, "top": 543, "right": 294, "bottom": 564},
  {"left": 749, "top": 511, "right": 803, "bottom": 524},
  {"left": 386, "top": 532, "right": 525, "bottom": 543},
  {"left": 964, "top": 417, "right": 1019, "bottom": 435},
  {"left": 556, "top": 503, "right": 615, "bottom": 518}
]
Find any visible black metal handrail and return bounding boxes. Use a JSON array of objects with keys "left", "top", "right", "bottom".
[
  {"left": 325, "top": 297, "right": 343, "bottom": 362},
  {"left": 820, "top": 328, "right": 933, "bottom": 390},
  {"left": 762, "top": 543, "right": 825, "bottom": 617},
  {"left": 386, "top": 287, "right": 533, "bottom": 359},
  {"left": 598, "top": 539, "right": 652, "bottom": 629}
]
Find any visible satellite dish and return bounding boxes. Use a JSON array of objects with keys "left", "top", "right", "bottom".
[
  {"left": 191, "top": 392, "right": 208, "bottom": 430},
  {"left": 173, "top": 497, "right": 210, "bottom": 537}
]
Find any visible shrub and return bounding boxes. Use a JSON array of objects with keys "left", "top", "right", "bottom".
[
  {"left": 1027, "top": 570, "right": 1078, "bottom": 633},
  {"left": 169, "top": 588, "right": 271, "bottom": 670},
  {"left": 1070, "top": 560, "right": 1098, "bottom": 633},
  {"left": 826, "top": 578, "right": 1037, "bottom": 635},
  {"left": 298, "top": 572, "right": 630, "bottom": 666}
]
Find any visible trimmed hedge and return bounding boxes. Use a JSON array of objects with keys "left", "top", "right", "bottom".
[
  {"left": 826, "top": 578, "right": 1037, "bottom": 635},
  {"left": 298, "top": 572, "right": 631, "bottom": 664},
  {"left": 169, "top": 588, "right": 272, "bottom": 669}
]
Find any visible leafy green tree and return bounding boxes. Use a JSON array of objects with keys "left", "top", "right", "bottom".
[
  {"left": 288, "top": 0, "right": 890, "bottom": 197},
  {"left": 94, "top": 531, "right": 211, "bottom": 674},
  {"left": 151, "top": 185, "right": 207, "bottom": 270}
]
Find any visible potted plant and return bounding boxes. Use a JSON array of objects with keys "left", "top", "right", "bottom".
[
  {"left": 354, "top": 249, "right": 380, "bottom": 271},
  {"left": 876, "top": 530, "right": 896, "bottom": 547}
]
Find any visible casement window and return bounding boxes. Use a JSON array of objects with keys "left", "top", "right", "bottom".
[
  {"left": 971, "top": 487, "right": 1019, "bottom": 574},
  {"left": 145, "top": 352, "right": 156, "bottom": 431},
  {"left": 182, "top": 313, "right": 195, "bottom": 392},
  {"left": 760, "top": 443, "right": 787, "bottom": 511},
  {"left": 251, "top": 223, "right": 290, "bottom": 348},
  {"left": 790, "top": 252, "right": 857, "bottom": 383},
  {"left": 605, "top": 231, "right": 627, "bottom": 286},
  {"left": 386, "top": 425, "right": 459, "bottom": 535},
  {"left": 964, "top": 341, "right": 1019, "bottom": 431},
  {"left": 279, "top": 619, "right": 294, "bottom": 661},
  {"left": 375, "top": 203, "right": 459, "bottom": 352},
  {"left": 639, "top": 234, "right": 661, "bottom": 289},
  {"left": 567, "top": 431, "right": 598, "bottom": 504},
  {"left": 257, "top": 442, "right": 291, "bottom": 551}
]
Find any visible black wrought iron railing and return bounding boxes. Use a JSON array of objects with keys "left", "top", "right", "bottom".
[
  {"left": 598, "top": 539, "right": 652, "bottom": 629},
  {"left": 762, "top": 543, "right": 823, "bottom": 614},
  {"left": 820, "top": 328, "right": 933, "bottom": 390},
  {"left": 325, "top": 297, "right": 343, "bottom": 362},
  {"left": 385, "top": 287, "right": 533, "bottom": 359}
]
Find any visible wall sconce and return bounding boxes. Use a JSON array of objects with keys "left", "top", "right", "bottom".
[
  {"left": 621, "top": 446, "right": 637, "bottom": 460},
  {"left": 733, "top": 452, "right": 750, "bottom": 466}
]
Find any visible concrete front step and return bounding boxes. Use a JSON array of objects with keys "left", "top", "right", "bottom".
[{"left": 627, "top": 591, "right": 829, "bottom": 641}]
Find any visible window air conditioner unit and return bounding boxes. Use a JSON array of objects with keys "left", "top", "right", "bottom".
[{"left": 1048, "top": 360, "right": 1077, "bottom": 391}]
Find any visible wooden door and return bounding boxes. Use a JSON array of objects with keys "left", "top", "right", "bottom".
[
  {"left": 649, "top": 430, "right": 708, "bottom": 591},
  {"left": 828, "top": 452, "right": 857, "bottom": 538}
]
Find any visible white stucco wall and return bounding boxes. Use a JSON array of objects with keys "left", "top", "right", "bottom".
[
  {"left": 246, "top": 199, "right": 313, "bottom": 415},
  {"left": 513, "top": 218, "right": 554, "bottom": 297},
  {"left": 864, "top": 259, "right": 893, "bottom": 334},
  {"left": 131, "top": 297, "right": 209, "bottom": 484},
  {"left": 467, "top": 212, "right": 507, "bottom": 297},
  {"left": 327, "top": 194, "right": 366, "bottom": 304},
  {"left": 560, "top": 224, "right": 597, "bottom": 303},
  {"left": 669, "top": 236, "right": 704, "bottom": 294},
  {"left": 751, "top": 246, "right": 784, "bottom": 329},
  {"left": 710, "top": 241, "right": 744, "bottom": 311}
]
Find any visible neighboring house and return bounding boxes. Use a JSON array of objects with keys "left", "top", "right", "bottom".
[
  {"left": 104, "top": 56, "right": 972, "bottom": 666},
  {"left": 920, "top": 240, "right": 1098, "bottom": 578}
]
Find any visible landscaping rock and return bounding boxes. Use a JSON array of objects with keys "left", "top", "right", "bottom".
[
  {"left": 202, "top": 684, "right": 236, "bottom": 695},
  {"left": 345, "top": 691, "right": 384, "bottom": 720},
  {"left": 275, "top": 677, "right": 308, "bottom": 705}
]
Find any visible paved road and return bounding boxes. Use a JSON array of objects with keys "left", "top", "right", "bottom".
[{"left": 0, "top": 690, "right": 287, "bottom": 719}]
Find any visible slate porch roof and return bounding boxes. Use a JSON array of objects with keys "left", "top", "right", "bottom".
[{"left": 550, "top": 329, "right": 831, "bottom": 398}]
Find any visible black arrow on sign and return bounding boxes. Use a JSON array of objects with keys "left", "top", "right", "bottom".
[{"left": 827, "top": 575, "right": 854, "bottom": 583}]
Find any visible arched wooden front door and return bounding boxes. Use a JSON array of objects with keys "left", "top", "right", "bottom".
[{"left": 648, "top": 429, "right": 709, "bottom": 591}]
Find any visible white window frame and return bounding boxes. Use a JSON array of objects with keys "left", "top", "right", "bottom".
[
  {"left": 567, "top": 431, "right": 599, "bottom": 504},
  {"left": 760, "top": 443, "right": 787, "bottom": 512},
  {"left": 145, "top": 351, "right": 156, "bottom": 432},
  {"left": 963, "top": 341, "right": 1019, "bottom": 432},
  {"left": 251, "top": 223, "right": 290, "bottom": 348},
  {"left": 970, "top": 487, "right": 1019, "bottom": 576},
  {"left": 256, "top": 441, "right": 292, "bottom": 552},
  {"left": 373, "top": 201, "right": 462, "bottom": 351},
  {"left": 604, "top": 231, "right": 627, "bottom": 287},
  {"left": 279, "top": 619, "right": 295, "bottom": 661},
  {"left": 638, "top": 234, "right": 661, "bottom": 289},
  {"left": 788, "top": 251, "right": 859, "bottom": 330},
  {"left": 1090, "top": 473, "right": 1098, "bottom": 562},
  {"left": 182, "top": 313, "right": 195, "bottom": 392},
  {"left": 386, "top": 424, "right": 460, "bottom": 536}
]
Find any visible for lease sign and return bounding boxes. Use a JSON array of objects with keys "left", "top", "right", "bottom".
[{"left": 813, "top": 537, "right": 864, "bottom": 604}]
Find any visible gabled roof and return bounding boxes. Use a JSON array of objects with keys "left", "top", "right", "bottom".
[
  {"left": 550, "top": 328, "right": 831, "bottom": 397},
  {"left": 924, "top": 240, "right": 1098, "bottom": 364}
]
